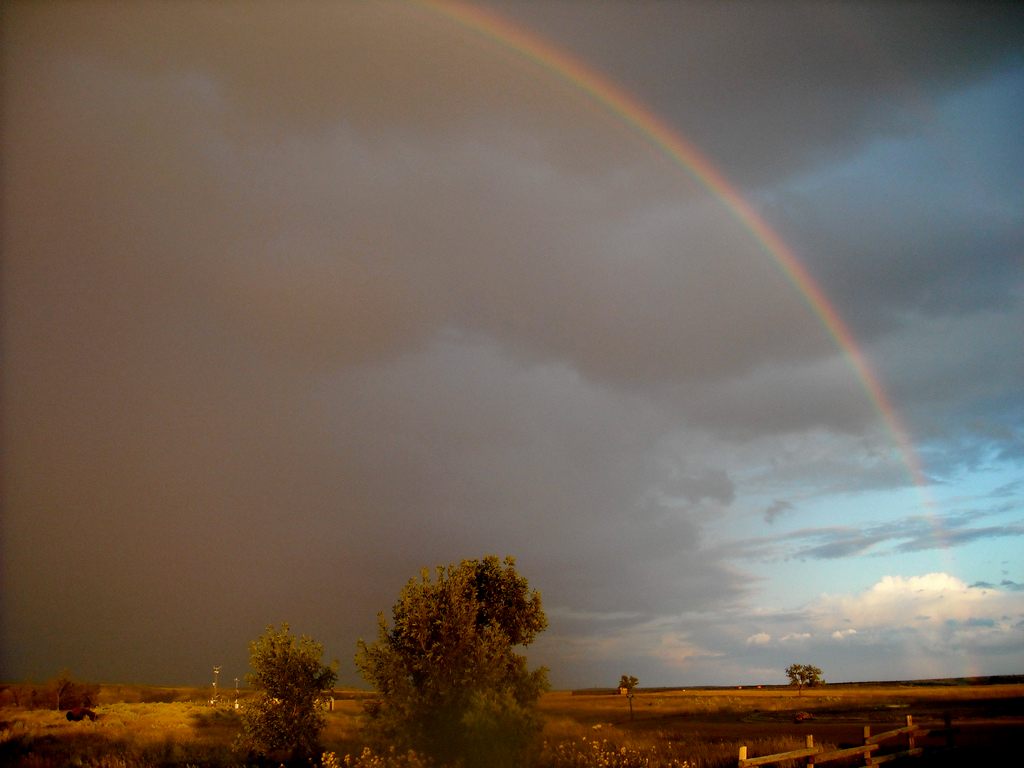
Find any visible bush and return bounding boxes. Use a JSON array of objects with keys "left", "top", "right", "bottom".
[
  {"left": 239, "top": 623, "right": 338, "bottom": 761},
  {"left": 356, "top": 556, "right": 548, "bottom": 768}
]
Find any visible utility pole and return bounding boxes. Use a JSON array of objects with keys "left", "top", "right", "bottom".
[{"left": 212, "top": 666, "right": 221, "bottom": 704}]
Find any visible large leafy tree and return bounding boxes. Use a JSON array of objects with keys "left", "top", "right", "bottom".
[
  {"left": 240, "top": 623, "right": 338, "bottom": 760},
  {"left": 356, "top": 556, "right": 549, "bottom": 768},
  {"left": 785, "top": 663, "right": 824, "bottom": 695}
]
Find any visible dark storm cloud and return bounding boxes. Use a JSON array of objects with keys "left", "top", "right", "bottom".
[
  {"left": 3, "top": 1, "right": 1022, "bottom": 687},
  {"left": 495, "top": 0, "right": 1024, "bottom": 186},
  {"left": 759, "top": 74, "right": 1024, "bottom": 338},
  {"left": 2, "top": 1, "right": 769, "bottom": 684},
  {"left": 500, "top": 4, "right": 1024, "bottom": 460}
]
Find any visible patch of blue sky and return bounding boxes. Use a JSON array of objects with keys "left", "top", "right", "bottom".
[{"left": 714, "top": 459, "right": 1024, "bottom": 608}]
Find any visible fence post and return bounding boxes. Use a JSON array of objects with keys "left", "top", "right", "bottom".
[
  {"left": 739, "top": 745, "right": 747, "bottom": 766},
  {"left": 863, "top": 726, "right": 872, "bottom": 766},
  {"left": 806, "top": 734, "right": 815, "bottom": 767},
  {"left": 906, "top": 715, "right": 915, "bottom": 751}
]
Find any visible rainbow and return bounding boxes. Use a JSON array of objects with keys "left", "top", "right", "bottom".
[{"left": 421, "top": 0, "right": 930, "bottom": 492}]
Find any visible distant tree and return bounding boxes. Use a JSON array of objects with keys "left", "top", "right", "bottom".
[
  {"left": 240, "top": 623, "right": 338, "bottom": 761},
  {"left": 619, "top": 674, "right": 640, "bottom": 719},
  {"left": 786, "top": 663, "right": 824, "bottom": 695},
  {"left": 356, "top": 555, "right": 549, "bottom": 768},
  {"left": 45, "top": 671, "right": 98, "bottom": 710},
  {"left": 53, "top": 671, "right": 74, "bottom": 711}
]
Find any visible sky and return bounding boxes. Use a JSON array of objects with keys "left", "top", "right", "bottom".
[{"left": 2, "top": 1, "right": 1022, "bottom": 690}]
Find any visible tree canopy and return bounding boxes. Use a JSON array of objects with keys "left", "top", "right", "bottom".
[
  {"left": 356, "top": 555, "right": 548, "bottom": 768},
  {"left": 785, "top": 663, "right": 824, "bottom": 695}
]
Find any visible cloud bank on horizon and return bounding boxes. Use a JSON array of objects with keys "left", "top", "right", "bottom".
[{"left": 2, "top": 1, "right": 1022, "bottom": 687}]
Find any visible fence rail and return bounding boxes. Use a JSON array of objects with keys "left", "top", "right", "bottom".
[{"left": 738, "top": 715, "right": 945, "bottom": 767}]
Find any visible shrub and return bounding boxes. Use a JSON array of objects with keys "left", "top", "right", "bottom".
[
  {"left": 239, "top": 623, "right": 338, "bottom": 761},
  {"left": 356, "top": 556, "right": 548, "bottom": 768}
]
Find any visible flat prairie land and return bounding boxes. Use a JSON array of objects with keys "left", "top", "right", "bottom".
[
  {"left": 1, "top": 681, "right": 1021, "bottom": 766},
  {"left": 543, "top": 681, "right": 1024, "bottom": 724},
  {"left": 540, "top": 683, "right": 1024, "bottom": 764}
]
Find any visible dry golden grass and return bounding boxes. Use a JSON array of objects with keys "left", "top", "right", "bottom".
[
  {"left": 536, "top": 682, "right": 1024, "bottom": 768},
  {"left": 0, "top": 701, "right": 241, "bottom": 766},
  {"left": 541, "top": 682, "right": 1024, "bottom": 721},
  {"left": 2, "top": 681, "right": 1021, "bottom": 766}
]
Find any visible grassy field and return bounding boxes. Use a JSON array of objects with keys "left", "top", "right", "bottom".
[
  {"left": 541, "top": 682, "right": 1024, "bottom": 767},
  {"left": 2, "top": 680, "right": 1021, "bottom": 766}
]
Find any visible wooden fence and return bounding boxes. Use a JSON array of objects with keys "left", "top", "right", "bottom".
[{"left": 739, "top": 715, "right": 949, "bottom": 767}]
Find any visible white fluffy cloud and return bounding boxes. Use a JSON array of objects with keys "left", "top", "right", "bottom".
[
  {"left": 805, "top": 573, "right": 1024, "bottom": 656},
  {"left": 780, "top": 633, "right": 812, "bottom": 643},
  {"left": 815, "top": 573, "right": 1007, "bottom": 626}
]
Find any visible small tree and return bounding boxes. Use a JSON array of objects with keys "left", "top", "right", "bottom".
[
  {"left": 45, "top": 671, "right": 98, "bottom": 710},
  {"left": 240, "top": 623, "right": 337, "bottom": 760},
  {"left": 619, "top": 675, "right": 639, "bottom": 719},
  {"left": 785, "top": 663, "right": 824, "bottom": 696},
  {"left": 356, "top": 555, "right": 548, "bottom": 768}
]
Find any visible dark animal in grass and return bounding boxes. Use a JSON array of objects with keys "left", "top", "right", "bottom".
[
  {"left": 66, "top": 707, "right": 97, "bottom": 721},
  {"left": 793, "top": 711, "right": 814, "bottom": 723}
]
